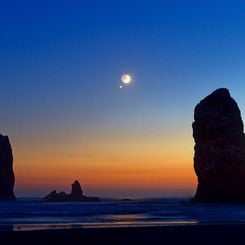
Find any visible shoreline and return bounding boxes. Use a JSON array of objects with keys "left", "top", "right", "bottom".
[
  {"left": 3, "top": 219, "right": 245, "bottom": 232},
  {"left": 1, "top": 224, "right": 245, "bottom": 244},
  {"left": 6, "top": 221, "right": 198, "bottom": 232}
]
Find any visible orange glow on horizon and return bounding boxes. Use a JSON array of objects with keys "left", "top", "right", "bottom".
[
  {"left": 13, "top": 135, "right": 196, "bottom": 197},
  {"left": 10, "top": 124, "right": 196, "bottom": 198}
]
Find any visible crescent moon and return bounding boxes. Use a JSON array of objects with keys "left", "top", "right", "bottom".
[{"left": 121, "top": 74, "right": 132, "bottom": 84}]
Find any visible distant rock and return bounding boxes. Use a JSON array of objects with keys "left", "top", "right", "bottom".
[
  {"left": 71, "top": 180, "right": 83, "bottom": 198},
  {"left": 0, "top": 134, "right": 16, "bottom": 200},
  {"left": 191, "top": 88, "right": 245, "bottom": 203},
  {"left": 43, "top": 180, "right": 100, "bottom": 202},
  {"left": 122, "top": 198, "right": 132, "bottom": 202}
]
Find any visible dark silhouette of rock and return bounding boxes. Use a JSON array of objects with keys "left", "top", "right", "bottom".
[
  {"left": 191, "top": 88, "right": 245, "bottom": 203},
  {"left": 71, "top": 180, "right": 83, "bottom": 198},
  {"left": 122, "top": 198, "right": 132, "bottom": 202},
  {"left": 0, "top": 134, "right": 16, "bottom": 200},
  {"left": 43, "top": 180, "right": 100, "bottom": 202}
]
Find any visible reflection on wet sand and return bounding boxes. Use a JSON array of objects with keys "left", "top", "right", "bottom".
[{"left": 12, "top": 220, "right": 198, "bottom": 232}]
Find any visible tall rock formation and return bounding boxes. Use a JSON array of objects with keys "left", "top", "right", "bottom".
[
  {"left": 0, "top": 134, "right": 16, "bottom": 200},
  {"left": 191, "top": 88, "right": 245, "bottom": 203},
  {"left": 71, "top": 180, "right": 83, "bottom": 198}
]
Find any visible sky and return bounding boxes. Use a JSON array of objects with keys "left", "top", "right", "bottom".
[{"left": 1, "top": 0, "right": 245, "bottom": 198}]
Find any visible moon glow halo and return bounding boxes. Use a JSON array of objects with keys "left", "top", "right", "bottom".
[{"left": 121, "top": 74, "right": 132, "bottom": 84}]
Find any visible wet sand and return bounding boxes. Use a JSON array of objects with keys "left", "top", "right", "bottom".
[{"left": 1, "top": 224, "right": 245, "bottom": 245}]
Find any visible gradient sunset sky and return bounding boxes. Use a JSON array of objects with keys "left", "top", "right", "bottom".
[{"left": 1, "top": 1, "right": 245, "bottom": 197}]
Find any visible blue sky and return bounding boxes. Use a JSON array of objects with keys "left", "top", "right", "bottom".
[{"left": 1, "top": 1, "right": 245, "bottom": 196}]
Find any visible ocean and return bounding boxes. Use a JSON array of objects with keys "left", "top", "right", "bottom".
[{"left": 1, "top": 198, "right": 245, "bottom": 231}]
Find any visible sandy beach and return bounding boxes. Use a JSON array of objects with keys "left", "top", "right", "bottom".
[{"left": 1, "top": 224, "right": 245, "bottom": 245}]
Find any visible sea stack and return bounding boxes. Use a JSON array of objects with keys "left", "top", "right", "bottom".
[
  {"left": 191, "top": 88, "right": 245, "bottom": 203},
  {"left": 43, "top": 180, "right": 100, "bottom": 202},
  {"left": 0, "top": 134, "right": 16, "bottom": 200}
]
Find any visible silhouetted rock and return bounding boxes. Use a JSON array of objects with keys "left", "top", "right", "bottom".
[
  {"left": 71, "top": 180, "right": 83, "bottom": 198},
  {"left": 191, "top": 88, "right": 245, "bottom": 203},
  {"left": 0, "top": 135, "right": 16, "bottom": 200},
  {"left": 43, "top": 180, "right": 100, "bottom": 202},
  {"left": 122, "top": 198, "right": 132, "bottom": 202}
]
